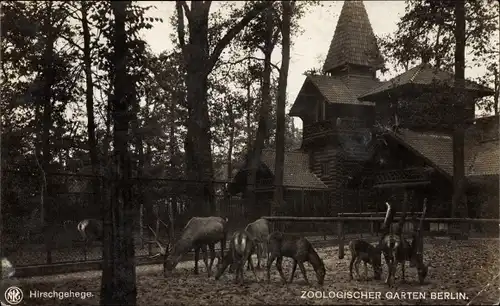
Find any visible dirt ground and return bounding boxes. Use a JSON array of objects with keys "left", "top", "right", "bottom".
[{"left": 3, "top": 238, "right": 499, "bottom": 306}]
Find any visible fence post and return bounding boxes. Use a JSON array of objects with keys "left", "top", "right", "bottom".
[
  {"left": 337, "top": 220, "right": 345, "bottom": 259},
  {"left": 370, "top": 213, "right": 375, "bottom": 236}
]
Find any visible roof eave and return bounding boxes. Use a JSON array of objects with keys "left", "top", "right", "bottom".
[{"left": 383, "top": 132, "right": 453, "bottom": 181}]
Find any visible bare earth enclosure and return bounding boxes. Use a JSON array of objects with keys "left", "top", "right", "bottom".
[{"left": 5, "top": 238, "right": 499, "bottom": 306}]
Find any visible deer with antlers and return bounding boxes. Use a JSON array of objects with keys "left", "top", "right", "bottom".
[
  {"left": 149, "top": 216, "right": 228, "bottom": 277},
  {"left": 379, "top": 195, "right": 428, "bottom": 286}
]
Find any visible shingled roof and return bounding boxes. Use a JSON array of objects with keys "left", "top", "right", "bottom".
[
  {"left": 359, "top": 63, "right": 495, "bottom": 101},
  {"left": 289, "top": 74, "right": 380, "bottom": 116},
  {"left": 322, "top": 1, "right": 384, "bottom": 73},
  {"left": 387, "top": 128, "right": 500, "bottom": 178},
  {"left": 260, "top": 150, "right": 328, "bottom": 189}
]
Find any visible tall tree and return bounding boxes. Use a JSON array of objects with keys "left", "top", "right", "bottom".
[
  {"left": 100, "top": 1, "right": 136, "bottom": 304},
  {"left": 451, "top": 0, "right": 467, "bottom": 222},
  {"left": 80, "top": 0, "right": 101, "bottom": 213},
  {"left": 273, "top": 0, "right": 293, "bottom": 211},
  {"left": 174, "top": 1, "right": 274, "bottom": 214},
  {"left": 246, "top": 7, "right": 277, "bottom": 208}
]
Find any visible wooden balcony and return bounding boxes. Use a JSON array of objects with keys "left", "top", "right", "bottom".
[
  {"left": 372, "top": 167, "right": 433, "bottom": 189},
  {"left": 303, "top": 118, "right": 370, "bottom": 140}
]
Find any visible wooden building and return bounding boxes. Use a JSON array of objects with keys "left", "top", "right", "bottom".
[
  {"left": 229, "top": 150, "right": 329, "bottom": 219},
  {"left": 229, "top": 0, "right": 499, "bottom": 220}
]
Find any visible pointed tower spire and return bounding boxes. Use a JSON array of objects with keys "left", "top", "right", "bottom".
[{"left": 322, "top": 1, "right": 384, "bottom": 75}]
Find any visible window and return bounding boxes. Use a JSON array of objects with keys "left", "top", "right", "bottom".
[{"left": 321, "top": 163, "right": 329, "bottom": 176}]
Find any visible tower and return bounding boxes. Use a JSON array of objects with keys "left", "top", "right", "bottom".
[{"left": 289, "top": 0, "right": 385, "bottom": 212}]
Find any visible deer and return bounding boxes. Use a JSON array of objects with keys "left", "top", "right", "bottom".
[
  {"left": 348, "top": 239, "right": 382, "bottom": 281},
  {"left": 267, "top": 231, "right": 325, "bottom": 285},
  {"left": 162, "top": 216, "right": 228, "bottom": 277},
  {"left": 379, "top": 197, "right": 428, "bottom": 286},
  {"left": 1, "top": 257, "right": 15, "bottom": 279},
  {"left": 215, "top": 230, "right": 259, "bottom": 284},
  {"left": 77, "top": 218, "right": 103, "bottom": 254},
  {"left": 244, "top": 218, "right": 270, "bottom": 270}
]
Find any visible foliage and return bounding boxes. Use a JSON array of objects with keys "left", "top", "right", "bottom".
[{"left": 378, "top": 0, "right": 499, "bottom": 114}]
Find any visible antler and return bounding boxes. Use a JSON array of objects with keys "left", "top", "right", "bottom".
[
  {"left": 381, "top": 202, "right": 393, "bottom": 235},
  {"left": 148, "top": 225, "right": 171, "bottom": 258},
  {"left": 396, "top": 191, "right": 409, "bottom": 236}
]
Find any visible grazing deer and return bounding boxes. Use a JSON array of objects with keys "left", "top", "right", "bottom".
[
  {"left": 379, "top": 198, "right": 428, "bottom": 286},
  {"left": 348, "top": 239, "right": 382, "bottom": 281},
  {"left": 215, "top": 230, "right": 259, "bottom": 284},
  {"left": 244, "top": 218, "right": 270, "bottom": 270},
  {"left": 77, "top": 219, "right": 103, "bottom": 254},
  {"left": 163, "top": 216, "right": 228, "bottom": 277},
  {"left": 267, "top": 231, "right": 325, "bottom": 285}
]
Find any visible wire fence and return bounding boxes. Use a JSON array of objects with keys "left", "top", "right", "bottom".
[{"left": 2, "top": 170, "right": 498, "bottom": 269}]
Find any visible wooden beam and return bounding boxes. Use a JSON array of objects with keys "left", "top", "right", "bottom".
[
  {"left": 373, "top": 181, "right": 431, "bottom": 189},
  {"left": 261, "top": 216, "right": 500, "bottom": 223},
  {"left": 339, "top": 212, "right": 423, "bottom": 216}
]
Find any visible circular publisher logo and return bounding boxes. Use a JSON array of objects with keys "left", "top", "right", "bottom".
[{"left": 4, "top": 286, "right": 23, "bottom": 305}]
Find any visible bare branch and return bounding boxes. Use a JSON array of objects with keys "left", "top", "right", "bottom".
[
  {"left": 222, "top": 56, "right": 281, "bottom": 72},
  {"left": 206, "top": 1, "right": 275, "bottom": 74}
]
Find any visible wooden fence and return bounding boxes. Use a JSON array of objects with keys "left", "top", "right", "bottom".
[{"left": 262, "top": 215, "right": 500, "bottom": 259}]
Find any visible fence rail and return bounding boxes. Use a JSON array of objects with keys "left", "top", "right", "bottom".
[
  {"left": 262, "top": 216, "right": 500, "bottom": 223},
  {"left": 262, "top": 215, "right": 500, "bottom": 259}
]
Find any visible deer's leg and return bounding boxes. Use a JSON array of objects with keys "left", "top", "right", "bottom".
[
  {"left": 215, "top": 251, "right": 231, "bottom": 280},
  {"left": 290, "top": 259, "right": 298, "bottom": 283},
  {"left": 200, "top": 244, "right": 210, "bottom": 277},
  {"left": 256, "top": 244, "right": 261, "bottom": 270},
  {"left": 349, "top": 256, "right": 356, "bottom": 280},
  {"left": 208, "top": 243, "right": 216, "bottom": 275},
  {"left": 246, "top": 253, "right": 253, "bottom": 271},
  {"left": 267, "top": 253, "right": 277, "bottom": 283},
  {"left": 276, "top": 256, "right": 287, "bottom": 284},
  {"left": 364, "top": 261, "right": 368, "bottom": 280},
  {"left": 297, "top": 261, "right": 310, "bottom": 285},
  {"left": 384, "top": 255, "right": 392, "bottom": 285},
  {"left": 220, "top": 236, "right": 226, "bottom": 261},
  {"left": 194, "top": 246, "right": 200, "bottom": 275},
  {"left": 247, "top": 253, "right": 259, "bottom": 283},
  {"left": 400, "top": 260, "right": 406, "bottom": 283},
  {"left": 354, "top": 258, "right": 361, "bottom": 280},
  {"left": 239, "top": 259, "right": 246, "bottom": 285},
  {"left": 234, "top": 259, "right": 241, "bottom": 284}
]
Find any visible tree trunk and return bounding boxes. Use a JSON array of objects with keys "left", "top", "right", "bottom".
[
  {"left": 81, "top": 1, "right": 101, "bottom": 213},
  {"left": 131, "top": 85, "right": 144, "bottom": 246},
  {"left": 225, "top": 103, "right": 235, "bottom": 201},
  {"left": 246, "top": 75, "right": 253, "bottom": 149},
  {"left": 41, "top": 1, "right": 56, "bottom": 264},
  {"left": 181, "top": 3, "right": 214, "bottom": 215},
  {"left": 273, "top": 1, "right": 293, "bottom": 212},
  {"left": 451, "top": 0, "right": 467, "bottom": 222},
  {"left": 494, "top": 67, "right": 499, "bottom": 115},
  {"left": 100, "top": 2, "right": 137, "bottom": 305},
  {"left": 176, "top": 1, "right": 274, "bottom": 215},
  {"left": 247, "top": 8, "right": 274, "bottom": 207},
  {"left": 169, "top": 88, "right": 179, "bottom": 228}
]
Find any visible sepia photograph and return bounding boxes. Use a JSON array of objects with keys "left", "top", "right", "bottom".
[{"left": 1, "top": 0, "right": 499, "bottom": 305}]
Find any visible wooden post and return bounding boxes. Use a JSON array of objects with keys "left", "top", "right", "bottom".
[
  {"left": 338, "top": 220, "right": 345, "bottom": 259},
  {"left": 370, "top": 213, "right": 375, "bottom": 236}
]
